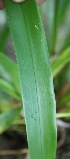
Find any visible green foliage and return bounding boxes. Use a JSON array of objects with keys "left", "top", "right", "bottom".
[
  {"left": 0, "top": 78, "right": 20, "bottom": 100},
  {"left": 0, "top": 107, "right": 21, "bottom": 134},
  {"left": 0, "top": 0, "right": 70, "bottom": 158},
  {"left": 56, "top": 113, "right": 70, "bottom": 118},
  {"left": 5, "top": 0, "right": 57, "bottom": 159},
  {"left": 40, "top": 0, "right": 70, "bottom": 53},
  {"left": 0, "top": 52, "right": 21, "bottom": 94},
  {"left": 52, "top": 47, "right": 70, "bottom": 77}
]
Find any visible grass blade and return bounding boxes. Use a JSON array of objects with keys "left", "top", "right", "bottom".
[
  {"left": 0, "top": 26, "right": 9, "bottom": 52},
  {"left": 40, "top": 0, "right": 58, "bottom": 54},
  {"left": 5, "top": 0, "right": 56, "bottom": 159},
  {"left": 0, "top": 52, "right": 21, "bottom": 93},
  {"left": 0, "top": 107, "right": 21, "bottom": 134},
  {"left": 0, "top": 78, "right": 20, "bottom": 100},
  {"left": 56, "top": 0, "right": 70, "bottom": 26},
  {"left": 56, "top": 113, "right": 70, "bottom": 118},
  {"left": 52, "top": 47, "right": 70, "bottom": 77}
]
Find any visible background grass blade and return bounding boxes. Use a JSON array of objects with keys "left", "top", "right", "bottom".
[
  {"left": 56, "top": 113, "right": 70, "bottom": 118},
  {"left": 0, "top": 107, "right": 21, "bottom": 134},
  {"left": 56, "top": 0, "right": 70, "bottom": 27},
  {"left": 5, "top": 0, "right": 57, "bottom": 159},
  {"left": 0, "top": 78, "right": 20, "bottom": 100},
  {"left": 40, "top": 0, "right": 58, "bottom": 54},
  {"left": 0, "top": 25, "right": 9, "bottom": 52},
  {"left": 0, "top": 52, "right": 21, "bottom": 93},
  {"left": 52, "top": 47, "right": 70, "bottom": 77}
]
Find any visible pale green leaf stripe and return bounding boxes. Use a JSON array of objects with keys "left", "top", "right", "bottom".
[
  {"left": 56, "top": 113, "right": 70, "bottom": 118},
  {"left": 52, "top": 47, "right": 70, "bottom": 77},
  {"left": 5, "top": 0, "right": 56, "bottom": 159},
  {"left": 0, "top": 107, "right": 21, "bottom": 134}
]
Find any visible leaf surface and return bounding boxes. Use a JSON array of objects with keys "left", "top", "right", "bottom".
[{"left": 5, "top": 0, "right": 56, "bottom": 159}]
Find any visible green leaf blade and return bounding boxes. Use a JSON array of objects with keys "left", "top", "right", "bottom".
[{"left": 5, "top": 0, "right": 57, "bottom": 159}]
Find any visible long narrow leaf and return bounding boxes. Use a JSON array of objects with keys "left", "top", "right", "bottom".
[{"left": 5, "top": 0, "right": 56, "bottom": 159}]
